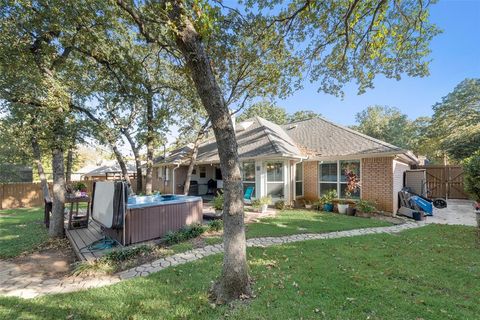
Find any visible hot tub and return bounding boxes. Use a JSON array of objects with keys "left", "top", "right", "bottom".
[{"left": 105, "top": 194, "right": 203, "bottom": 245}]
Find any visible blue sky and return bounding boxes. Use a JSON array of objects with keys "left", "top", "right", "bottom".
[{"left": 277, "top": 0, "right": 480, "bottom": 125}]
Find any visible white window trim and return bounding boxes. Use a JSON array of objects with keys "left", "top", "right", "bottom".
[
  {"left": 265, "top": 160, "right": 285, "bottom": 199},
  {"left": 318, "top": 160, "right": 361, "bottom": 199},
  {"left": 295, "top": 162, "right": 304, "bottom": 198}
]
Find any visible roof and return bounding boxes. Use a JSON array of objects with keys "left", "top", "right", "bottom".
[
  {"left": 281, "top": 117, "right": 409, "bottom": 159},
  {"left": 159, "top": 116, "right": 302, "bottom": 165},
  {"left": 158, "top": 116, "right": 417, "bottom": 165},
  {"left": 82, "top": 162, "right": 137, "bottom": 177}
]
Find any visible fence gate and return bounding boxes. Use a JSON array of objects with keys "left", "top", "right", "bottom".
[{"left": 419, "top": 165, "right": 469, "bottom": 199}]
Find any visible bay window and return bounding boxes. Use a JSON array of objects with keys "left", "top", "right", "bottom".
[{"left": 266, "top": 161, "right": 284, "bottom": 198}]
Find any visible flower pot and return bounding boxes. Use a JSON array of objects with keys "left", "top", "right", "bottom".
[
  {"left": 412, "top": 211, "right": 425, "bottom": 221},
  {"left": 323, "top": 203, "right": 334, "bottom": 212},
  {"left": 305, "top": 204, "right": 312, "bottom": 209},
  {"left": 346, "top": 207, "right": 356, "bottom": 216},
  {"left": 261, "top": 204, "right": 268, "bottom": 214},
  {"left": 337, "top": 203, "right": 349, "bottom": 214}
]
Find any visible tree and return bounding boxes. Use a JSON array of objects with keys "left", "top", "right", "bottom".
[
  {"left": 427, "top": 79, "right": 480, "bottom": 162},
  {"left": 115, "top": 0, "right": 438, "bottom": 303},
  {"left": 354, "top": 105, "right": 414, "bottom": 149},
  {"left": 288, "top": 110, "right": 322, "bottom": 123},
  {"left": 237, "top": 101, "right": 288, "bottom": 124}
]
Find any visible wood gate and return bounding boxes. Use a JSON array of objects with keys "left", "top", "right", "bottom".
[{"left": 419, "top": 165, "right": 469, "bottom": 199}]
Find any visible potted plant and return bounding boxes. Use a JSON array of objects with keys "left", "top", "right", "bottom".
[
  {"left": 258, "top": 195, "right": 272, "bottom": 214},
  {"left": 73, "top": 182, "right": 88, "bottom": 197},
  {"left": 319, "top": 190, "right": 337, "bottom": 212},
  {"left": 212, "top": 192, "right": 224, "bottom": 215},
  {"left": 251, "top": 199, "right": 261, "bottom": 212},
  {"left": 463, "top": 151, "right": 480, "bottom": 227},
  {"left": 342, "top": 168, "right": 361, "bottom": 215},
  {"left": 337, "top": 199, "right": 349, "bottom": 214},
  {"left": 304, "top": 200, "right": 313, "bottom": 209}
]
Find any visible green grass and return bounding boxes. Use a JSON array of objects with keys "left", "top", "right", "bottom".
[
  {"left": 1, "top": 225, "right": 478, "bottom": 319},
  {"left": 0, "top": 207, "right": 48, "bottom": 258},
  {"left": 245, "top": 209, "right": 391, "bottom": 238}
]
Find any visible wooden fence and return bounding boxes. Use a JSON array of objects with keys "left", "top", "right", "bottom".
[
  {"left": 418, "top": 165, "right": 469, "bottom": 199},
  {"left": 0, "top": 179, "right": 140, "bottom": 210}
]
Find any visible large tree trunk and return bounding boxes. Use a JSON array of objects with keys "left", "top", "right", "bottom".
[
  {"left": 145, "top": 91, "right": 154, "bottom": 195},
  {"left": 50, "top": 147, "right": 65, "bottom": 237},
  {"left": 65, "top": 148, "right": 73, "bottom": 183},
  {"left": 171, "top": 4, "right": 250, "bottom": 303},
  {"left": 111, "top": 143, "right": 131, "bottom": 186},
  {"left": 31, "top": 133, "right": 50, "bottom": 201}
]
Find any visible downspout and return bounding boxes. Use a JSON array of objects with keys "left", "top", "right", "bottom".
[{"left": 172, "top": 163, "right": 180, "bottom": 195}]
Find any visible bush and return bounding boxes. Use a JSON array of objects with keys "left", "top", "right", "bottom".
[
  {"left": 164, "top": 223, "right": 207, "bottom": 245},
  {"left": 212, "top": 193, "right": 224, "bottom": 211},
  {"left": 319, "top": 190, "right": 337, "bottom": 205},
  {"left": 207, "top": 219, "right": 223, "bottom": 232},
  {"left": 104, "top": 245, "right": 152, "bottom": 262},
  {"left": 274, "top": 200, "right": 286, "bottom": 210},
  {"left": 356, "top": 200, "right": 376, "bottom": 213},
  {"left": 464, "top": 151, "right": 480, "bottom": 202}
]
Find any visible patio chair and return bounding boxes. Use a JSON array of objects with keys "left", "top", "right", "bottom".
[{"left": 244, "top": 186, "right": 255, "bottom": 204}]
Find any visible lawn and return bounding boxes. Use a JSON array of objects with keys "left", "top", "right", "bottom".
[
  {"left": 245, "top": 209, "right": 391, "bottom": 238},
  {"left": 1, "top": 224, "right": 478, "bottom": 319},
  {"left": 0, "top": 207, "right": 48, "bottom": 258}
]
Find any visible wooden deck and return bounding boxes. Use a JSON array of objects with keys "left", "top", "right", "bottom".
[{"left": 65, "top": 220, "right": 118, "bottom": 262}]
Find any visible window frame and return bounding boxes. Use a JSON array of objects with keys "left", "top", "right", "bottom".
[
  {"left": 295, "top": 162, "right": 304, "bottom": 197},
  {"left": 318, "top": 160, "right": 361, "bottom": 199},
  {"left": 265, "top": 161, "right": 285, "bottom": 199}
]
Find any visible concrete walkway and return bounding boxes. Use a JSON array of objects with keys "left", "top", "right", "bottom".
[
  {"left": 0, "top": 221, "right": 424, "bottom": 299},
  {"left": 426, "top": 199, "right": 477, "bottom": 227}
]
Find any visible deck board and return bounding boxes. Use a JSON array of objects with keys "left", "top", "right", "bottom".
[{"left": 65, "top": 220, "right": 114, "bottom": 262}]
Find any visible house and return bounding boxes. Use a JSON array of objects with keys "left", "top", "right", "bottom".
[
  {"left": 154, "top": 116, "right": 418, "bottom": 214},
  {"left": 79, "top": 161, "right": 138, "bottom": 181}
]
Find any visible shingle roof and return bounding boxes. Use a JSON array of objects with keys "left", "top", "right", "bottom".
[
  {"left": 158, "top": 116, "right": 416, "bottom": 165},
  {"left": 281, "top": 117, "right": 405, "bottom": 158}
]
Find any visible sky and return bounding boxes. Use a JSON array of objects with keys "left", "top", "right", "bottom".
[{"left": 276, "top": 0, "right": 480, "bottom": 126}]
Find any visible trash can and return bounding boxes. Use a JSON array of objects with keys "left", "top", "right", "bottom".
[{"left": 412, "top": 211, "right": 424, "bottom": 221}]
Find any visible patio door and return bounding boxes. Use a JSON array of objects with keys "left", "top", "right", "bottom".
[{"left": 265, "top": 161, "right": 285, "bottom": 200}]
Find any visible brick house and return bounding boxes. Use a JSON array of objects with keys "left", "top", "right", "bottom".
[{"left": 154, "top": 116, "right": 418, "bottom": 215}]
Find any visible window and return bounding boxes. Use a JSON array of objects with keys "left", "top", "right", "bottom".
[
  {"left": 266, "top": 161, "right": 284, "bottom": 198},
  {"left": 199, "top": 166, "right": 206, "bottom": 178},
  {"left": 242, "top": 161, "right": 256, "bottom": 195},
  {"left": 319, "top": 160, "right": 360, "bottom": 198},
  {"left": 157, "top": 167, "right": 169, "bottom": 180},
  {"left": 295, "top": 162, "right": 303, "bottom": 197},
  {"left": 192, "top": 168, "right": 197, "bottom": 175}
]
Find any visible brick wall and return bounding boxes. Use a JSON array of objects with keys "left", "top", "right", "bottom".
[
  {"left": 361, "top": 157, "right": 394, "bottom": 213},
  {"left": 303, "top": 161, "right": 318, "bottom": 201}
]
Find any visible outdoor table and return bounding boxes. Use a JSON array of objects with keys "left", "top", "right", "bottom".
[{"left": 66, "top": 195, "right": 91, "bottom": 230}]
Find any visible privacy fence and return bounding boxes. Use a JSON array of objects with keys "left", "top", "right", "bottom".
[{"left": 0, "top": 179, "right": 139, "bottom": 210}]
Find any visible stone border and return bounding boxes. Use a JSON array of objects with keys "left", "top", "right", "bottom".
[{"left": 0, "top": 222, "right": 424, "bottom": 299}]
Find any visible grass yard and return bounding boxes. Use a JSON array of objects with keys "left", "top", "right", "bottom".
[
  {"left": 1, "top": 224, "right": 478, "bottom": 319},
  {"left": 168, "top": 210, "right": 392, "bottom": 253},
  {"left": 245, "top": 209, "right": 392, "bottom": 238},
  {"left": 0, "top": 207, "right": 48, "bottom": 258}
]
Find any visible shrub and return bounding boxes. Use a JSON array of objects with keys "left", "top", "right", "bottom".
[
  {"left": 274, "top": 200, "right": 286, "bottom": 210},
  {"left": 356, "top": 200, "right": 376, "bottom": 213},
  {"left": 259, "top": 195, "right": 272, "bottom": 206},
  {"left": 164, "top": 223, "right": 207, "bottom": 245},
  {"left": 251, "top": 198, "right": 261, "bottom": 210},
  {"left": 463, "top": 151, "right": 480, "bottom": 202},
  {"left": 207, "top": 219, "right": 223, "bottom": 232},
  {"left": 212, "top": 193, "right": 224, "bottom": 211},
  {"left": 104, "top": 245, "right": 152, "bottom": 262},
  {"left": 319, "top": 190, "right": 337, "bottom": 205}
]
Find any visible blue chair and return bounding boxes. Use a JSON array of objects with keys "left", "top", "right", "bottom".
[{"left": 244, "top": 186, "right": 255, "bottom": 204}]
